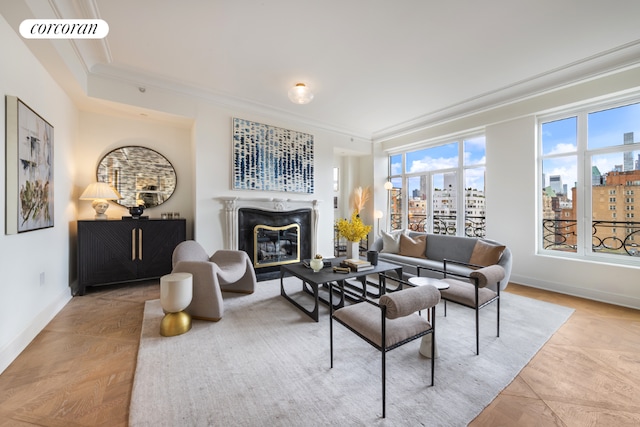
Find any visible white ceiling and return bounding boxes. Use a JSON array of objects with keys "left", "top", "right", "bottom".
[{"left": 5, "top": 0, "right": 640, "bottom": 139}]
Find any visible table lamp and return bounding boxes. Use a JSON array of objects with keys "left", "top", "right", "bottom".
[{"left": 79, "top": 182, "right": 122, "bottom": 220}]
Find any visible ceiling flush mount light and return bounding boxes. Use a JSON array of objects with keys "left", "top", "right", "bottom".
[{"left": 288, "top": 83, "right": 314, "bottom": 104}]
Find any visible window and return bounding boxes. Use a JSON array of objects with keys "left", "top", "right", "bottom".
[
  {"left": 387, "top": 134, "right": 486, "bottom": 237},
  {"left": 539, "top": 99, "right": 640, "bottom": 262}
]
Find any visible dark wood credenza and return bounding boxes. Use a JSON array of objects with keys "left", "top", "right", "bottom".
[{"left": 76, "top": 219, "right": 186, "bottom": 295}]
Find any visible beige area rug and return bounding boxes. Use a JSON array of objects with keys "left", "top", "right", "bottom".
[{"left": 130, "top": 277, "right": 574, "bottom": 426}]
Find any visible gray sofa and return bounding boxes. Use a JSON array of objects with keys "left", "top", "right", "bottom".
[{"left": 369, "top": 231, "right": 512, "bottom": 291}]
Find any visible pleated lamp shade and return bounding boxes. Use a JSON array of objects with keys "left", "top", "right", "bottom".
[{"left": 79, "top": 182, "right": 122, "bottom": 220}]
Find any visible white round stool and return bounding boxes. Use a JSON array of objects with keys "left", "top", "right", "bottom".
[
  {"left": 408, "top": 276, "right": 450, "bottom": 359},
  {"left": 160, "top": 272, "right": 193, "bottom": 337},
  {"left": 408, "top": 276, "right": 450, "bottom": 290}
]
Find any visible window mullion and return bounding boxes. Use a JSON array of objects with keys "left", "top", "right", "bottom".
[{"left": 577, "top": 111, "right": 588, "bottom": 256}]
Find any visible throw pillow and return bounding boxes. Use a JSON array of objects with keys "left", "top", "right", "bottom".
[
  {"left": 468, "top": 240, "right": 506, "bottom": 267},
  {"left": 380, "top": 229, "right": 407, "bottom": 253},
  {"left": 399, "top": 234, "right": 427, "bottom": 258}
]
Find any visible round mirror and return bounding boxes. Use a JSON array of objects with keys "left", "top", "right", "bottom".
[{"left": 97, "top": 146, "right": 176, "bottom": 208}]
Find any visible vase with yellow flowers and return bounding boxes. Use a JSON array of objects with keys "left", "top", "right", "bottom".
[{"left": 336, "top": 186, "right": 372, "bottom": 259}]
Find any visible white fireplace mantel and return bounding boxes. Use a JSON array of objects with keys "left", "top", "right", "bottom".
[{"left": 218, "top": 197, "right": 320, "bottom": 254}]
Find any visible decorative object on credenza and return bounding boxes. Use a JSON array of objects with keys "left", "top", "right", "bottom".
[
  {"left": 5, "top": 96, "right": 55, "bottom": 234},
  {"left": 288, "top": 83, "right": 314, "bottom": 104},
  {"left": 128, "top": 205, "right": 145, "bottom": 219},
  {"left": 336, "top": 186, "right": 372, "bottom": 259},
  {"left": 97, "top": 146, "right": 176, "bottom": 209},
  {"left": 79, "top": 182, "right": 122, "bottom": 220},
  {"left": 309, "top": 254, "right": 324, "bottom": 273},
  {"left": 232, "top": 118, "right": 314, "bottom": 193},
  {"left": 160, "top": 212, "right": 180, "bottom": 219}
]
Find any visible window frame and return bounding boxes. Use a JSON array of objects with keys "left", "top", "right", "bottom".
[
  {"left": 387, "top": 131, "right": 486, "bottom": 236},
  {"left": 538, "top": 93, "right": 640, "bottom": 266}
]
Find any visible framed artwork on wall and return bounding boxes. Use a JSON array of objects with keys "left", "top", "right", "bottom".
[
  {"left": 232, "top": 118, "right": 314, "bottom": 193},
  {"left": 5, "top": 96, "right": 54, "bottom": 234}
]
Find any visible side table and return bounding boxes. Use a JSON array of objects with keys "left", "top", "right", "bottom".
[
  {"left": 160, "top": 272, "right": 193, "bottom": 337},
  {"left": 408, "top": 276, "right": 450, "bottom": 359},
  {"left": 408, "top": 276, "right": 450, "bottom": 290}
]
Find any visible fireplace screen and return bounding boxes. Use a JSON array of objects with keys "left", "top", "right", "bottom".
[{"left": 253, "top": 223, "right": 300, "bottom": 268}]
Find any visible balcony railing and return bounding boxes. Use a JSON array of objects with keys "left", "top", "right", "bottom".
[
  {"left": 543, "top": 219, "right": 640, "bottom": 256},
  {"left": 390, "top": 214, "right": 486, "bottom": 238}
]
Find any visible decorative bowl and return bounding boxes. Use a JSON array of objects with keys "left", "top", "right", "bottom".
[{"left": 129, "top": 205, "right": 145, "bottom": 218}]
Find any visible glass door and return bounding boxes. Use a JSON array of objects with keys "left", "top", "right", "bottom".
[
  {"left": 407, "top": 176, "right": 428, "bottom": 231},
  {"left": 406, "top": 171, "right": 458, "bottom": 234},
  {"left": 431, "top": 171, "right": 458, "bottom": 235}
]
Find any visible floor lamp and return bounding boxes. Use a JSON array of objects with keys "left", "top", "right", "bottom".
[
  {"left": 374, "top": 210, "right": 383, "bottom": 235},
  {"left": 384, "top": 181, "right": 393, "bottom": 231}
]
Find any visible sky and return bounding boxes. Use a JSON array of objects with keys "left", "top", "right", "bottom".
[
  {"left": 541, "top": 101, "right": 640, "bottom": 199},
  {"left": 390, "top": 136, "right": 486, "bottom": 198}
]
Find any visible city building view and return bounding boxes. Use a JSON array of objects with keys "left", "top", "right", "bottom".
[
  {"left": 389, "top": 174, "right": 486, "bottom": 238},
  {"left": 543, "top": 131, "right": 640, "bottom": 257}
]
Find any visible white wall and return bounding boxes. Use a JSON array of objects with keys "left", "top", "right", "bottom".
[
  {"left": 0, "top": 15, "right": 77, "bottom": 373},
  {"left": 376, "top": 67, "right": 640, "bottom": 309}
]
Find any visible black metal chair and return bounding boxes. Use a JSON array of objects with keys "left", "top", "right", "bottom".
[
  {"left": 329, "top": 280, "right": 441, "bottom": 418},
  {"left": 434, "top": 260, "right": 506, "bottom": 355}
]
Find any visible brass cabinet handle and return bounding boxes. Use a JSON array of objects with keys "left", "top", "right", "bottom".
[
  {"left": 138, "top": 228, "right": 143, "bottom": 260},
  {"left": 131, "top": 229, "right": 136, "bottom": 260}
]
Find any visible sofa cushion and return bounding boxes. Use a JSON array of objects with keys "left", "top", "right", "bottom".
[
  {"left": 399, "top": 234, "right": 427, "bottom": 258},
  {"left": 380, "top": 229, "right": 408, "bottom": 253},
  {"left": 423, "top": 233, "right": 477, "bottom": 263},
  {"left": 377, "top": 253, "right": 472, "bottom": 280},
  {"left": 469, "top": 240, "right": 506, "bottom": 267}
]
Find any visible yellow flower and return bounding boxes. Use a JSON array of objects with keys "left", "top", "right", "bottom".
[{"left": 336, "top": 211, "right": 372, "bottom": 242}]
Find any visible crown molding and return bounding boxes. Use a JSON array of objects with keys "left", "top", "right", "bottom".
[
  {"left": 88, "top": 63, "right": 372, "bottom": 140},
  {"left": 372, "top": 40, "right": 640, "bottom": 143}
]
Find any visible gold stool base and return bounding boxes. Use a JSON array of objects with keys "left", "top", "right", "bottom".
[{"left": 160, "top": 311, "right": 192, "bottom": 337}]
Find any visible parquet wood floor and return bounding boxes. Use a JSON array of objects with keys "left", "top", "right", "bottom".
[{"left": 0, "top": 281, "right": 638, "bottom": 426}]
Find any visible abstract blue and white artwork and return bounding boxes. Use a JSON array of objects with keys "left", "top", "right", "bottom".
[{"left": 232, "top": 118, "right": 314, "bottom": 193}]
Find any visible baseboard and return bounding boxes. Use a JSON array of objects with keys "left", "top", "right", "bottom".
[
  {"left": 0, "top": 288, "right": 72, "bottom": 374},
  {"left": 509, "top": 273, "right": 640, "bottom": 310}
]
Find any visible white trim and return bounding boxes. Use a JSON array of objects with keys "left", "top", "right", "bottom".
[
  {"left": 510, "top": 273, "right": 640, "bottom": 310},
  {"left": 218, "top": 197, "right": 320, "bottom": 256},
  {"left": 0, "top": 289, "right": 71, "bottom": 375}
]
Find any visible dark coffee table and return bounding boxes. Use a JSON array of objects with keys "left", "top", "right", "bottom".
[{"left": 279, "top": 257, "right": 403, "bottom": 322}]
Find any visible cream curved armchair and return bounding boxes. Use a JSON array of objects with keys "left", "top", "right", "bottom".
[{"left": 171, "top": 240, "right": 256, "bottom": 321}]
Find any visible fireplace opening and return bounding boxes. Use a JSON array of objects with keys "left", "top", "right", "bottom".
[
  {"left": 254, "top": 223, "right": 300, "bottom": 268},
  {"left": 238, "top": 207, "right": 312, "bottom": 280}
]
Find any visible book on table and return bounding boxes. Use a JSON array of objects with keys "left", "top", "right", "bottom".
[{"left": 340, "top": 258, "right": 374, "bottom": 272}]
